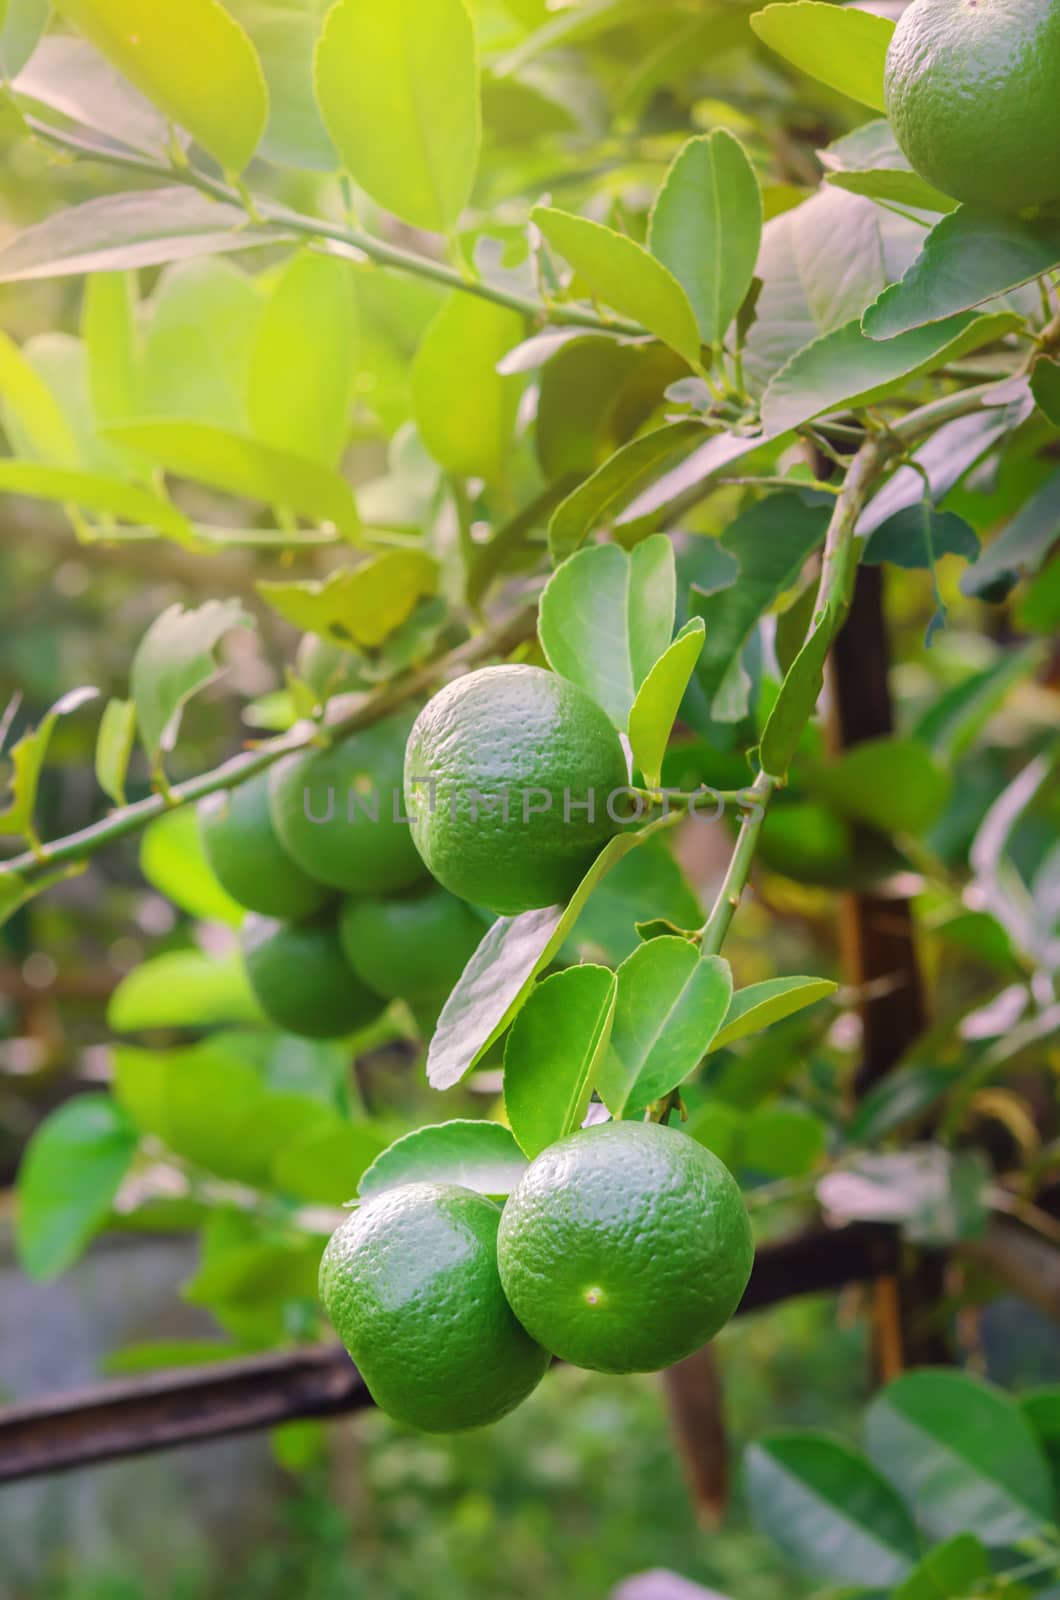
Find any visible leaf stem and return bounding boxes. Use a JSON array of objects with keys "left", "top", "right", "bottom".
[{"left": 698, "top": 769, "right": 774, "bottom": 955}]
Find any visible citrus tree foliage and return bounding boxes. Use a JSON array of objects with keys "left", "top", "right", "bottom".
[{"left": 0, "top": 0, "right": 1057, "bottom": 1516}]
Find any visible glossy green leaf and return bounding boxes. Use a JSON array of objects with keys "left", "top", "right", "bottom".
[
  {"left": 597, "top": 939, "right": 732, "bottom": 1116},
  {"left": 107, "top": 421, "right": 360, "bottom": 536},
  {"left": 0, "top": 461, "right": 193, "bottom": 543},
  {"left": 271, "top": 1120, "right": 385, "bottom": 1205},
  {"left": 892, "top": 1533, "right": 990, "bottom": 1600},
  {"left": 94, "top": 696, "right": 137, "bottom": 809},
  {"left": 709, "top": 976, "right": 836, "bottom": 1053},
  {"left": 51, "top": 0, "right": 268, "bottom": 172},
  {"left": 690, "top": 494, "right": 830, "bottom": 721},
  {"left": 648, "top": 130, "right": 762, "bottom": 345},
  {"left": 15, "top": 1095, "right": 138, "bottom": 1281},
  {"left": 862, "top": 507, "right": 979, "bottom": 571},
  {"left": 0, "top": 686, "right": 99, "bottom": 840},
  {"left": 411, "top": 293, "right": 524, "bottom": 483},
  {"left": 749, "top": 2, "right": 894, "bottom": 112},
  {"left": 759, "top": 603, "right": 836, "bottom": 780},
  {"left": 863, "top": 210, "right": 1060, "bottom": 340},
  {"left": 359, "top": 1120, "right": 527, "bottom": 1200},
  {"left": 130, "top": 597, "right": 252, "bottom": 761},
  {"left": 0, "top": 190, "right": 277, "bottom": 283},
  {"left": 746, "top": 1433, "right": 917, "bottom": 1586},
  {"left": 533, "top": 206, "right": 701, "bottom": 366},
  {"left": 807, "top": 737, "right": 951, "bottom": 836},
  {"left": 140, "top": 258, "right": 263, "bottom": 432},
  {"left": 314, "top": 0, "right": 481, "bottom": 232},
  {"left": 1032, "top": 356, "right": 1060, "bottom": 426},
  {"left": 140, "top": 807, "right": 245, "bottom": 927},
  {"left": 504, "top": 965, "right": 617, "bottom": 1158},
  {"left": 865, "top": 1369, "right": 1056, "bottom": 1546},
  {"left": 628, "top": 618, "right": 705, "bottom": 789},
  {"left": 225, "top": 0, "right": 334, "bottom": 169},
  {"left": 538, "top": 535, "right": 675, "bottom": 728},
  {"left": 548, "top": 421, "right": 703, "bottom": 560},
  {"left": 108, "top": 949, "right": 265, "bottom": 1031},
  {"left": 761, "top": 311, "right": 1021, "bottom": 435},
  {"left": 258, "top": 551, "right": 437, "bottom": 651},
  {"left": 426, "top": 817, "right": 678, "bottom": 1089},
  {"left": 249, "top": 251, "right": 356, "bottom": 468}
]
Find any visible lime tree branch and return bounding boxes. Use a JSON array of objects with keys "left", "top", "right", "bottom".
[
  {"left": 23, "top": 117, "right": 644, "bottom": 338},
  {"left": 0, "top": 605, "right": 536, "bottom": 888}
]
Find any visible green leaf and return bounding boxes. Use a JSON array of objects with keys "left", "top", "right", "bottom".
[
  {"left": 102, "top": 1339, "right": 243, "bottom": 1375},
  {"left": 0, "top": 686, "right": 99, "bottom": 840},
  {"left": 628, "top": 618, "right": 705, "bottom": 789},
  {"left": 863, "top": 507, "right": 979, "bottom": 571},
  {"left": 648, "top": 130, "right": 762, "bottom": 346},
  {"left": 538, "top": 535, "right": 676, "bottom": 728},
  {"left": 863, "top": 210, "right": 1060, "bottom": 340},
  {"left": 597, "top": 939, "right": 732, "bottom": 1116},
  {"left": 686, "top": 1100, "right": 746, "bottom": 1170},
  {"left": 504, "top": 965, "right": 617, "bottom": 1158},
  {"left": 845, "top": 1066, "right": 956, "bottom": 1146},
  {"left": 690, "top": 494, "right": 830, "bottom": 721},
  {"left": 359, "top": 1120, "right": 527, "bottom": 1200},
  {"left": 183, "top": 1235, "right": 323, "bottom": 1307},
  {"left": 961, "top": 468, "right": 1060, "bottom": 600},
  {"left": 749, "top": 2, "right": 894, "bottom": 112},
  {"left": 140, "top": 807, "right": 244, "bottom": 927},
  {"left": 108, "top": 421, "right": 360, "bottom": 537},
  {"left": 224, "top": 0, "right": 334, "bottom": 169},
  {"left": 82, "top": 272, "right": 141, "bottom": 429},
  {"left": 533, "top": 335, "right": 664, "bottom": 480},
  {"left": 709, "top": 976, "right": 836, "bottom": 1054},
  {"left": 1032, "top": 356, "right": 1060, "bottom": 427},
  {"left": 548, "top": 420, "right": 703, "bottom": 560},
  {"left": 1017, "top": 558, "right": 1060, "bottom": 635},
  {"left": 532, "top": 206, "right": 702, "bottom": 366},
  {"left": 0, "top": 0, "right": 48, "bottom": 77},
  {"left": 248, "top": 250, "right": 356, "bottom": 468},
  {"left": 140, "top": 258, "right": 263, "bottom": 432},
  {"left": 570, "top": 835, "right": 702, "bottom": 966},
  {"left": 759, "top": 603, "right": 836, "bottom": 780},
  {"left": 426, "top": 817, "right": 677, "bottom": 1089},
  {"left": 108, "top": 949, "right": 264, "bottom": 1031},
  {"left": 826, "top": 168, "right": 957, "bottom": 215},
  {"left": 271, "top": 1120, "right": 385, "bottom": 1206},
  {"left": 130, "top": 597, "right": 252, "bottom": 761},
  {"left": 1022, "top": 1388, "right": 1060, "bottom": 1487},
  {"left": 15, "top": 33, "right": 171, "bottom": 157},
  {"left": 0, "top": 461, "right": 193, "bottom": 544},
  {"left": 744, "top": 1432, "right": 918, "bottom": 1587},
  {"left": 0, "top": 190, "right": 277, "bottom": 283},
  {"left": 743, "top": 1106, "right": 825, "bottom": 1179},
  {"left": 865, "top": 1369, "right": 1056, "bottom": 1546},
  {"left": 314, "top": 0, "right": 481, "bottom": 232},
  {"left": 893, "top": 1534, "right": 990, "bottom": 1600},
  {"left": 761, "top": 311, "right": 1021, "bottom": 435},
  {"left": 51, "top": 0, "right": 268, "bottom": 172},
  {"left": 807, "top": 737, "right": 951, "bottom": 836},
  {"left": 94, "top": 696, "right": 136, "bottom": 809},
  {"left": 0, "top": 328, "right": 78, "bottom": 463},
  {"left": 14, "top": 1095, "right": 137, "bottom": 1281},
  {"left": 258, "top": 552, "right": 438, "bottom": 651},
  {"left": 411, "top": 293, "right": 524, "bottom": 483}
]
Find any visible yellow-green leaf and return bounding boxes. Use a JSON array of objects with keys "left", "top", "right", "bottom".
[
  {"left": 412, "top": 293, "right": 524, "bottom": 483},
  {"left": 750, "top": 2, "right": 894, "bottom": 113},
  {"left": 257, "top": 551, "right": 438, "bottom": 650}
]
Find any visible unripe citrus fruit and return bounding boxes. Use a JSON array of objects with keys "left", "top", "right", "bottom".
[
  {"left": 403, "top": 664, "right": 629, "bottom": 916},
  {"left": 338, "top": 884, "right": 484, "bottom": 1003},
  {"left": 197, "top": 772, "right": 332, "bottom": 920},
  {"left": 497, "top": 1121, "right": 753, "bottom": 1374},
  {"left": 269, "top": 708, "right": 425, "bottom": 896},
  {"left": 241, "top": 912, "right": 385, "bottom": 1039},
  {"left": 884, "top": 0, "right": 1060, "bottom": 215},
  {"left": 319, "top": 1182, "right": 550, "bottom": 1432}
]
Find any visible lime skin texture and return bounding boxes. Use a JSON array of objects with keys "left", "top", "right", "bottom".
[
  {"left": 497, "top": 1121, "right": 754, "bottom": 1375},
  {"left": 269, "top": 707, "right": 425, "bottom": 896},
  {"left": 197, "top": 771, "right": 333, "bottom": 921},
  {"left": 319, "top": 1182, "right": 551, "bottom": 1433},
  {"left": 884, "top": 0, "right": 1060, "bottom": 215},
  {"left": 241, "top": 911, "right": 385, "bottom": 1039},
  {"left": 338, "top": 883, "right": 484, "bottom": 1003},
  {"left": 403, "top": 663, "right": 630, "bottom": 916}
]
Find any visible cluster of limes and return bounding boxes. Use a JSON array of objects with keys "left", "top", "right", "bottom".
[
  {"left": 198, "top": 704, "right": 485, "bottom": 1038},
  {"left": 319, "top": 1121, "right": 754, "bottom": 1433}
]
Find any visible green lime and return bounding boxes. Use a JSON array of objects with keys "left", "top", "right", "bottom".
[
  {"left": 241, "top": 912, "right": 385, "bottom": 1039},
  {"left": 403, "top": 664, "right": 629, "bottom": 916},
  {"left": 338, "top": 884, "right": 484, "bottom": 1003},
  {"left": 198, "top": 772, "right": 332, "bottom": 920},
  {"left": 319, "top": 1182, "right": 550, "bottom": 1432},
  {"left": 497, "top": 1121, "right": 753, "bottom": 1374},
  {"left": 269, "top": 708, "right": 425, "bottom": 895},
  {"left": 885, "top": 0, "right": 1060, "bottom": 215}
]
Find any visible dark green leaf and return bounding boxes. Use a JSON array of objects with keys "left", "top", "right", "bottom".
[
  {"left": 743, "top": 1106, "right": 825, "bottom": 1179},
  {"left": 1032, "top": 356, "right": 1060, "bottom": 427},
  {"left": 359, "top": 1120, "right": 527, "bottom": 1200},
  {"left": 759, "top": 604, "right": 836, "bottom": 781},
  {"left": 570, "top": 835, "right": 702, "bottom": 965},
  {"left": 504, "top": 965, "right": 617, "bottom": 1158},
  {"left": 893, "top": 1534, "right": 990, "bottom": 1600},
  {"left": 863, "top": 507, "right": 979, "bottom": 571},
  {"left": 961, "top": 468, "right": 1060, "bottom": 599},
  {"left": 15, "top": 1095, "right": 137, "bottom": 1281},
  {"left": 807, "top": 738, "right": 951, "bottom": 836}
]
